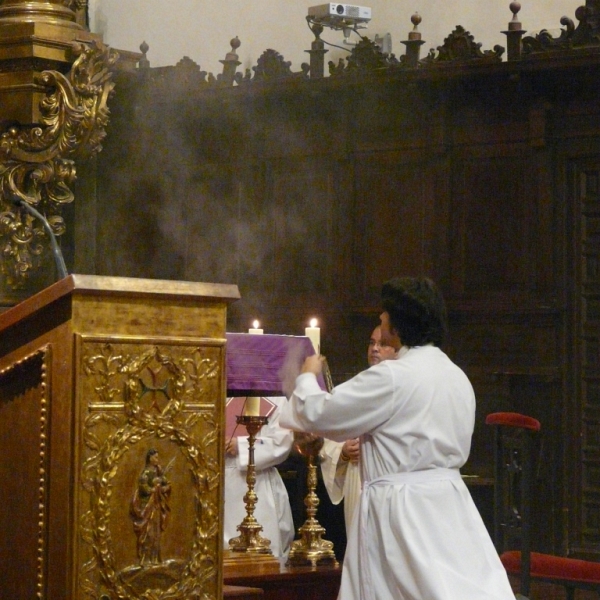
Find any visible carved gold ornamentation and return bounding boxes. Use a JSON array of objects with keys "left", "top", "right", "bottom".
[
  {"left": 67, "top": 1, "right": 89, "bottom": 27},
  {"left": 287, "top": 363, "right": 337, "bottom": 568},
  {"left": 421, "top": 25, "right": 504, "bottom": 63},
  {"left": 79, "top": 341, "right": 222, "bottom": 600},
  {"left": 227, "top": 415, "right": 273, "bottom": 554},
  {"left": 287, "top": 432, "right": 338, "bottom": 568},
  {"left": 0, "top": 39, "right": 118, "bottom": 288}
]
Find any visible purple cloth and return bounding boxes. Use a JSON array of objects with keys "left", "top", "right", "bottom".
[{"left": 225, "top": 333, "right": 326, "bottom": 395}]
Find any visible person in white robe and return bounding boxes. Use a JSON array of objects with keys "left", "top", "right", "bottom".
[
  {"left": 281, "top": 277, "right": 515, "bottom": 600},
  {"left": 224, "top": 396, "right": 295, "bottom": 558},
  {"left": 320, "top": 325, "right": 398, "bottom": 536}
]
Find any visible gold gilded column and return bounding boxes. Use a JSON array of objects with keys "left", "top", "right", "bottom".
[
  {"left": 0, "top": 0, "right": 97, "bottom": 125},
  {"left": 0, "top": 0, "right": 118, "bottom": 291},
  {"left": 0, "top": 0, "right": 80, "bottom": 24}
]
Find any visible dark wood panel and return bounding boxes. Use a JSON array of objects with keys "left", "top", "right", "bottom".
[
  {"left": 0, "top": 350, "right": 47, "bottom": 600},
  {"left": 569, "top": 157, "right": 600, "bottom": 554},
  {"left": 224, "top": 561, "right": 341, "bottom": 600},
  {"left": 451, "top": 152, "right": 534, "bottom": 295},
  {"left": 267, "top": 165, "right": 334, "bottom": 297},
  {"left": 223, "top": 584, "right": 264, "bottom": 598},
  {"left": 354, "top": 158, "right": 434, "bottom": 300}
]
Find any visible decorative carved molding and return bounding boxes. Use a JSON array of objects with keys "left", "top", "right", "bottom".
[
  {"left": 79, "top": 340, "right": 222, "bottom": 599},
  {"left": 328, "top": 37, "right": 400, "bottom": 76},
  {"left": 246, "top": 48, "right": 309, "bottom": 82},
  {"left": 523, "top": 1, "right": 600, "bottom": 54},
  {"left": 134, "top": 14, "right": 508, "bottom": 91},
  {"left": 421, "top": 25, "right": 504, "bottom": 64},
  {"left": 0, "top": 39, "right": 118, "bottom": 288},
  {"left": 123, "top": 1, "right": 600, "bottom": 102},
  {"left": 66, "top": 0, "right": 89, "bottom": 28},
  {"left": 138, "top": 39, "right": 244, "bottom": 88},
  {"left": 328, "top": 23, "right": 503, "bottom": 75},
  {"left": 0, "top": 0, "right": 79, "bottom": 27},
  {"left": 572, "top": 161, "right": 600, "bottom": 550}
]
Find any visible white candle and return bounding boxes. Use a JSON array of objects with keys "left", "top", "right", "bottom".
[
  {"left": 305, "top": 318, "right": 320, "bottom": 354},
  {"left": 243, "top": 396, "right": 261, "bottom": 416},
  {"left": 248, "top": 320, "right": 263, "bottom": 335}
]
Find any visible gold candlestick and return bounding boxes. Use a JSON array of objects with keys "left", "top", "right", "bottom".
[
  {"left": 224, "top": 415, "right": 280, "bottom": 570},
  {"left": 287, "top": 432, "right": 338, "bottom": 568}
]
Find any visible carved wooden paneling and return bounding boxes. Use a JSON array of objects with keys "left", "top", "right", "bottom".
[
  {"left": 75, "top": 336, "right": 225, "bottom": 599},
  {"left": 266, "top": 164, "right": 334, "bottom": 297},
  {"left": 449, "top": 310, "right": 559, "bottom": 371},
  {"left": 573, "top": 160, "right": 600, "bottom": 551},
  {"left": 84, "top": 40, "right": 600, "bottom": 556},
  {"left": 254, "top": 92, "right": 347, "bottom": 160},
  {"left": 0, "top": 347, "right": 50, "bottom": 600},
  {"left": 450, "top": 150, "right": 535, "bottom": 298},
  {"left": 353, "top": 155, "right": 437, "bottom": 304},
  {"left": 352, "top": 83, "right": 435, "bottom": 153},
  {"left": 184, "top": 170, "right": 240, "bottom": 285}
]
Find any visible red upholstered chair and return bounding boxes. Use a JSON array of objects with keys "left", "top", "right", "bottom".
[{"left": 485, "top": 412, "right": 600, "bottom": 599}]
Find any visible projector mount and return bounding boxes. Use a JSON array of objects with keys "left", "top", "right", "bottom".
[{"left": 307, "top": 3, "right": 372, "bottom": 44}]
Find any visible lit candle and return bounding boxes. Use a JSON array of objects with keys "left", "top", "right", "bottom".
[
  {"left": 305, "top": 318, "right": 320, "bottom": 354},
  {"left": 243, "top": 396, "right": 261, "bottom": 416},
  {"left": 248, "top": 320, "right": 263, "bottom": 334}
]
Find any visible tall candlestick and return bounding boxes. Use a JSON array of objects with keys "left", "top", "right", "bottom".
[
  {"left": 305, "top": 318, "right": 320, "bottom": 354},
  {"left": 243, "top": 396, "right": 261, "bottom": 416},
  {"left": 248, "top": 320, "right": 263, "bottom": 335}
]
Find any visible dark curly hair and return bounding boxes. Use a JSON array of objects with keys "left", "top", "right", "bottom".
[{"left": 381, "top": 277, "right": 447, "bottom": 347}]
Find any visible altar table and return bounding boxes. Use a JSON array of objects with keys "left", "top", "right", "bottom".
[{"left": 224, "top": 559, "right": 342, "bottom": 600}]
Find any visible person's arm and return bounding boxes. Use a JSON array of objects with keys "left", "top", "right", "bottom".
[
  {"left": 237, "top": 397, "right": 293, "bottom": 470},
  {"left": 280, "top": 361, "right": 396, "bottom": 441}
]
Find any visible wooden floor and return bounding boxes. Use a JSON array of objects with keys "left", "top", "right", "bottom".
[{"left": 509, "top": 575, "right": 599, "bottom": 599}]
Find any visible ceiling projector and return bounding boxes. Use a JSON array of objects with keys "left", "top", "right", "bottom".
[{"left": 307, "top": 3, "right": 372, "bottom": 28}]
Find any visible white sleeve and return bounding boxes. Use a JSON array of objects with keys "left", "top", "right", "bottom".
[
  {"left": 320, "top": 438, "right": 348, "bottom": 505},
  {"left": 280, "top": 363, "right": 395, "bottom": 441}
]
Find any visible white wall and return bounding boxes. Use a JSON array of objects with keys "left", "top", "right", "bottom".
[{"left": 89, "top": 1, "right": 582, "bottom": 71}]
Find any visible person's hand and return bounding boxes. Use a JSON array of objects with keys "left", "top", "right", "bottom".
[
  {"left": 301, "top": 354, "right": 324, "bottom": 375},
  {"left": 225, "top": 437, "right": 239, "bottom": 457},
  {"left": 341, "top": 438, "right": 360, "bottom": 463}
]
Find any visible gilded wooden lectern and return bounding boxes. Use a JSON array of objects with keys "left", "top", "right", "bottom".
[{"left": 0, "top": 274, "right": 239, "bottom": 600}]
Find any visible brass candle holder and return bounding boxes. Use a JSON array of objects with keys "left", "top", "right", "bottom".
[
  {"left": 286, "top": 432, "right": 338, "bottom": 568},
  {"left": 224, "top": 414, "right": 280, "bottom": 570}
]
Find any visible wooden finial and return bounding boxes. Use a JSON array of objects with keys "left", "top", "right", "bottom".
[
  {"left": 409, "top": 12, "right": 422, "bottom": 40},
  {"left": 139, "top": 41, "right": 150, "bottom": 68},
  {"left": 509, "top": 2, "right": 522, "bottom": 30}
]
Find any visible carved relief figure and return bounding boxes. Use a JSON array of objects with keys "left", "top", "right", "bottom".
[{"left": 130, "top": 449, "right": 172, "bottom": 565}]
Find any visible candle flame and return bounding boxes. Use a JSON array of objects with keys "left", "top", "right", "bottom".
[
  {"left": 310, "top": 318, "right": 318, "bottom": 328},
  {"left": 253, "top": 320, "right": 260, "bottom": 329}
]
